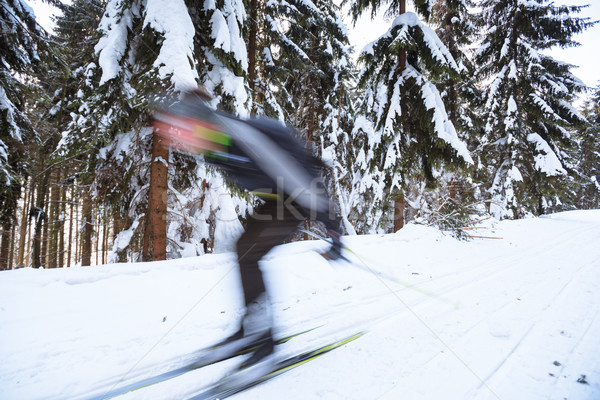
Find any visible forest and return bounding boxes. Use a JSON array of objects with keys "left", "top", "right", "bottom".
[{"left": 1, "top": 0, "right": 599, "bottom": 270}]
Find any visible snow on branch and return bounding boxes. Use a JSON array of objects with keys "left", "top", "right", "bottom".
[
  {"left": 527, "top": 133, "right": 566, "bottom": 176},
  {"left": 95, "top": 0, "right": 138, "bottom": 85},
  {"left": 143, "top": 0, "right": 198, "bottom": 92},
  {"left": 400, "top": 66, "right": 473, "bottom": 164},
  {"left": 391, "top": 12, "right": 459, "bottom": 73}
]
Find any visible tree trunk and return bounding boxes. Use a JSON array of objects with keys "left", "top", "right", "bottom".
[
  {"left": 32, "top": 173, "right": 49, "bottom": 268},
  {"left": 81, "top": 186, "right": 93, "bottom": 266},
  {"left": 67, "top": 183, "right": 75, "bottom": 267},
  {"left": 26, "top": 181, "right": 34, "bottom": 266},
  {"left": 8, "top": 223, "right": 16, "bottom": 268},
  {"left": 17, "top": 178, "right": 31, "bottom": 267},
  {"left": 143, "top": 131, "right": 168, "bottom": 262},
  {"left": 393, "top": 0, "right": 407, "bottom": 231},
  {"left": 95, "top": 212, "right": 100, "bottom": 265},
  {"left": 102, "top": 211, "right": 108, "bottom": 265},
  {"left": 58, "top": 175, "right": 66, "bottom": 268},
  {"left": 394, "top": 194, "right": 405, "bottom": 232},
  {"left": 41, "top": 187, "right": 50, "bottom": 267},
  {"left": 0, "top": 221, "right": 12, "bottom": 270},
  {"left": 248, "top": 0, "right": 258, "bottom": 95},
  {"left": 47, "top": 170, "right": 60, "bottom": 268}
]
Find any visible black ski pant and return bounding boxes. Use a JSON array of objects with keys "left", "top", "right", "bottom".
[{"left": 236, "top": 200, "right": 304, "bottom": 307}]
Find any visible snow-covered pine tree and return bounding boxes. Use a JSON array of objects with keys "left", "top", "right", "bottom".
[
  {"left": 194, "top": 0, "right": 250, "bottom": 116},
  {"left": 575, "top": 86, "right": 600, "bottom": 209},
  {"left": 22, "top": 0, "right": 106, "bottom": 269},
  {"left": 268, "top": 1, "right": 351, "bottom": 135},
  {"left": 88, "top": 0, "right": 249, "bottom": 258},
  {"left": 429, "top": 0, "right": 479, "bottom": 144},
  {"left": 263, "top": 0, "right": 355, "bottom": 233},
  {"left": 424, "top": 1, "right": 485, "bottom": 232},
  {"left": 348, "top": 0, "right": 473, "bottom": 233},
  {"left": 474, "top": 0, "right": 592, "bottom": 218},
  {"left": 247, "top": 1, "right": 352, "bottom": 122},
  {"left": 0, "top": 0, "right": 59, "bottom": 268},
  {"left": 77, "top": 0, "right": 248, "bottom": 263}
]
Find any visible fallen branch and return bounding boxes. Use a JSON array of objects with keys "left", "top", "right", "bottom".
[
  {"left": 444, "top": 226, "right": 487, "bottom": 231},
  {"left": 466, "top": 216, "right": 492, "bottom": 225}
]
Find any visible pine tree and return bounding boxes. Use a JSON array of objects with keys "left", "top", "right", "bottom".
[
  {"left": 0, "top": 0, "right": 60, "bottom": 268},
  {"left": 575, "top": 86, "right": 600, "bottom": 209},
  {"left": 76, "top": 0, "right": 197, "bottom": 262},
  {"left": 194, "top": 0, "right": 250, "bottom": 116},
  {"left": 425, "top": 1, "right": 485, "bottom": 231},
  {"left": 429, "top": 0, "right": 480, "bottom": 143},
  {"left": 261, "top": 1, "right": 355, "bottom": 232},
  {"left": 474, "top": 0, "right": 592, "bottom": 218},
  {"left": 70, "top": 0, "right": 249, "bottom": 263},
  {"left": 347, "top": 0, "right": 473, "bottom": 233}
]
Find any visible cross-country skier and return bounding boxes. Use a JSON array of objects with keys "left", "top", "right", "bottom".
[{"left": 153, "top": 88, "right": 343, "bottom": 376}]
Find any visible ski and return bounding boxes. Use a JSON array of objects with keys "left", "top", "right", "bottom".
[
  {"left": 91, "top": 327, "right": 317, "bottom": 400},
  {"left": 187, "top": 331, "right": 366, "bottom": 400}
]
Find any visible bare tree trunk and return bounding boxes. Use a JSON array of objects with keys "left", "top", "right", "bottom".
[
  {"left": 394, "top": 194, "right": 405, "bottom": 232},
  {"left": 58, "top": 174, "right": 66, "bottom": 268},
  {"left": 81, "top": 187, "right": 93, "bottom": 266},
  {"left": 67, "top": 183, "right": 75, "bottom": 267},
  {"left": 8, "top": 224, "right": 16, "bottom": 268},
  {"left": 0, "top": 221, "right": 11, "bottom": 270},
  {"left": 17, "top": 178, "right": 31, "bottom": 267},
  {"left": 32, "top": 173, "right": 49, "bottom": 268},
  {"left": 143, "top": 131, "right": 168, "bottom": 261},
  {"left": 95, "top": 212, "right": 100, "bottom": 266},
  {"left": 102, "top": 211, "right": 108, "bottom": 265},
  {"left": 26, "top": 182, "right": 35, "bottom": 266},
  {"left": 47, "top": 170, "right": 60, "bottom": 268},
  {"left": 75, "top": 186, "right": 80, "bottom": 265}
]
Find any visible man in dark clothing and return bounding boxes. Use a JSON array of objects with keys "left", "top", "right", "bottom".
[{"left": 153, "top": 89, "right": 343, "bottom": 371}]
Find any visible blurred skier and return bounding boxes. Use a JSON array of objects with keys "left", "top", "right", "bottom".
[{"left": 153, "top": 88, "right": 343, "bottom": 374}]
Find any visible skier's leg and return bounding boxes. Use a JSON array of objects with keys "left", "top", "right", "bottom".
[{"left": 235, "top": 200, "right": 301, "bottom": 363}]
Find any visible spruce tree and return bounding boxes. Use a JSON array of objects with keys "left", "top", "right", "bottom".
[
  {"left": 71, "top": 0, "right": 248, "bottom": 262},
  {"left": 474, "top": 0, "right": 592, "bottom": 218},
  {"left": 429, "top": 0, "right": 480, "bottom": 143},
  {"left": 24, "top": 0, "right": 106, "bottom": 268},
  {"left": 194, "top": 0, "right": 250, "bottom": 115},
  {"left": 575, "top": 86, "right": 600, "bottom": 209},
  {"left": 0, "top": 0, "right": 59, "bottom": 268},
  {"left": 347, "top": 0, "right": 473, "bottom": 233},
  {"left": 265, "top": 1, "right": 355, "bottom": 233}
]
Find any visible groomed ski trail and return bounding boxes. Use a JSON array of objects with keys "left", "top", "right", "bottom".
[{"left": 1, "top": 211, "right": 599, "bottom": 400}]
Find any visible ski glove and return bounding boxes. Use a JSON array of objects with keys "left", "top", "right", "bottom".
[{"left": 321, "top": 230, "right": 343, "bottom": 261}]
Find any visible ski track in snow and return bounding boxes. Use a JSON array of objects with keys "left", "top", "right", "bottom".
[{"left": 1, "top": 211, "right": 599, "bottom": 400}]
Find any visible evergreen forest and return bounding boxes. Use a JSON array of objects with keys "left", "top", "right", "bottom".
[{"left": 1, "top": 0, "right": 598, "bottom": 269}]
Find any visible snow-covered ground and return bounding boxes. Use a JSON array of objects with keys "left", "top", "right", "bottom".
[{"left": 1, "top": 210, "right": 599, "bottom": 400}]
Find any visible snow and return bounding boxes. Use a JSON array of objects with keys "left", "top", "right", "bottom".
[
  {"left": 95, "top": 0, "right": 137, "bottom": 85},
  {"left": 111, "top": 218, "right": 142, "bottom": 260},
  {"left": 210, "top": 10, "right": 231, "bottom": 52},
  {"left": 527, "top": 133, "right": 567, "bottom": 176},
  {"left": 143, "top": 0, "right": 199, "bottom": 92},
  {"left": 0, "top": 86, "right": 22, "bottom": 142},
  {"left": 391, "top": 12, "right": 459, "bottom": 73},
  {"left": 2, "top": 211, "right": 600, "bottom": 399}
]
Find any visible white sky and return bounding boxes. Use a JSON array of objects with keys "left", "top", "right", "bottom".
[{"left": 28, "top": 0, "right": 599, "bottom": 93}]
